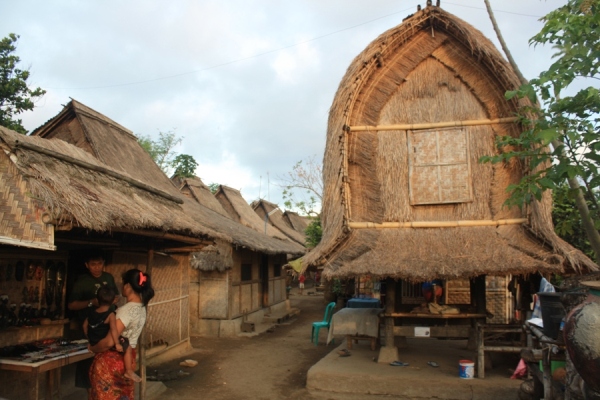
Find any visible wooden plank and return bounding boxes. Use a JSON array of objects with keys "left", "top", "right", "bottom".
[
  {"left": 382, "top": 313, "right": 486, "bottom": 319},
  {"left": 393, "top": 325, "right": 471, "bottom": 338}
]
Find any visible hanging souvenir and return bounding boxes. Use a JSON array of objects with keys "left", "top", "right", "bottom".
[
  {"left": 35, "top": 263, "right": 44, "bottom": 280},
  {"left": 26, "top": 261, "right": 35, "bottom": 280}
]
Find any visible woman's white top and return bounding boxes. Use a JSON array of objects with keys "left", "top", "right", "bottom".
[{"left": 116, "top": 302, "right": 146, "bottom": 348}]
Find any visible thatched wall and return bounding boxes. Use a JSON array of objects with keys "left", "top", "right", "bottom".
[{"left": 304, "top": 5, "right": 597, "bottom": 280}]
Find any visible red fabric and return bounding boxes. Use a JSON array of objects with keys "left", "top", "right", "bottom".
[
  {"left": 89, "top": 348, "right": 136, "bottom": 399},
  {"left": 423, "top": 286, "right": 443, "bottom": 302},
  {"left": 299, "top": 275, "right": 305, "bottom": 283}
]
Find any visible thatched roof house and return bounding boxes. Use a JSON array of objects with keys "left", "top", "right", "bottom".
[
  {"left": 0, "top": 125, "right": 218, "bottom": 248},
  {"left": 251, "top": 199, "right": 307, "bottom": 246},
  {"left": 173, "top": 178, "right": 305, "bottom": 265},
  {"left": 303, "top": 5, "right": 597, "bottom": 281},
  {"left": 215, "top": 185, "right": 292, "bottom": 242},
  {"left": 282, "top": 211, "right": 311, "bottom": 236}
]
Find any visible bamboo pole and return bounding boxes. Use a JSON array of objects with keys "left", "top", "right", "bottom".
[
  {"left": 139, "top": 249, "right": 154, "bottom": 400},
  {"left": 348, "top": 218, "right": 527, "bottom": 229},
  {"left": 349, "top": 117, "right": 518, "bottom": 132}
]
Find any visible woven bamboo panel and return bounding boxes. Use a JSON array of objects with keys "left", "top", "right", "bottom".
[
  {"left": 408, "top": 128, "right": 472, "bottom": 205},
  {"left": 0, "top": 154, "right": 53, "bottom": 247},
  {"left": 110, "top": 252, "right": 189, "bottom": 346}
]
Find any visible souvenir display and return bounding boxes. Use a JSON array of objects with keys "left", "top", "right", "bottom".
[
  {"left": 0, "top": 338, "right": 88, "bottom": 363},
  {"left": 0, "top": 257, "right": 67, "bottom": 330}
]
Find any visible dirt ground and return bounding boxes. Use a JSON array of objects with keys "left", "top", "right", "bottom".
[
  {"left": 153, "top": 290, "right": 339, "bottom": 400},
  {"left": 150, "top": 289, "right": 524, "bottom": 400}
]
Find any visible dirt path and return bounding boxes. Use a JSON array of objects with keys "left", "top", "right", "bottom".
[{"left": 153, "top": 292, "right": 336, "bottom": 400}]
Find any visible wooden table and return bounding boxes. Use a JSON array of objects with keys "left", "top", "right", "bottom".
[{"left": 0, "top": 348, "right": 94, "bottom": 399}]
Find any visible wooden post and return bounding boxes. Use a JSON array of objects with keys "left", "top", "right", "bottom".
[
  {"left": 477, "top": 323, "right": 485, "bottom": 378},
  {"left": 378, "top": 278, "right": 399, "bottom": 363},
  {"left": 139, "top": 249, "right": 154, "bottom": 400},
  {"left": 468, "top": 275, "right": 487, "bottom": 350}
]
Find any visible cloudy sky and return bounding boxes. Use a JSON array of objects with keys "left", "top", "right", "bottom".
[{"left": 1, "top": 0, "right": 565, "bottom": 209}]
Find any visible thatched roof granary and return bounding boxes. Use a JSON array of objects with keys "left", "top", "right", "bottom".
[
  {"left": 303, "top": 5, "right": 598, "bottom": 281},
  {"left": 251, "top": 199, "right": 307, "bottom": 246}
]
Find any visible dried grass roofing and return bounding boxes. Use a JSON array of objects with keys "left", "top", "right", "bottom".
[
  {"left": 178, "top": 179, "right": 305, "bottom": 257},
  {"left": 0, "top": 126, "right": 221, "bottom": 241},
  {"left": 303, "top": 5, "right": 598, "bottom": 280},
  {"left": 216, "top": 185, "right": 291, "bottom": 241},
  {"left": 31, "top": 99, "right": 178, "bottom": 196},
  {"left": 251, "top": 199, "right": 307, "bottom": 246}
]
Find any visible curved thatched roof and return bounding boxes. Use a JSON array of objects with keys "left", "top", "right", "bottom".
[
  {"left": 0, "top": 126, "right": 221, "bottom": 241},
  {"left": 251, "top": 199, "right": 307, "bottom": 246},
  {"left": 303, "top": 5, "right": 598, "bottom": 280},
  {"left": 215, "top": 185, "right": 290, "bottom": 241}
]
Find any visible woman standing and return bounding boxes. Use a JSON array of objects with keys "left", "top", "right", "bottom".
[{"left": 88, "top": 269, "right": 155, "bottom": 400}]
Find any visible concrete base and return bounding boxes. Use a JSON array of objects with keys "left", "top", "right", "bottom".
[
  {"left": 377, "top": 345, "right": 399, "bottom": 364},
  {"left": 307, "top": 340, "right": 521, "bottom": 400}
]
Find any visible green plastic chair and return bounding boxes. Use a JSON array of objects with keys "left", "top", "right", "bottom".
[{"left": 311, "top": 302, "right": 336, "bottom": 346}]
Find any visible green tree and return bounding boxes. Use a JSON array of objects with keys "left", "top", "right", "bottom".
[
  {"left": 0, "top": 33, "right": 46, "bottom": 134},
  {"left": 278, "top": 155, "right": 323, "bottom": 216},
  {"left": 304, "top": 216, "right": 322, "bottom": 248},
  {"left": 172, "top": 154, "right": 198, "bottom": 178},
  {"left": 137, "top": 130, "right": 188, "bottom": 174},
  {"left": 552, "top": 182, "right": 598, "bottom": 258},
  {"left": 208, "top": 183, "right": 220, "bottom": 194},
  {"left": 482, "top": 0, "right": 600, "bottom": 260}
]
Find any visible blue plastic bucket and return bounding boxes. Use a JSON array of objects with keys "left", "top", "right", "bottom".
[{"left": 459, "top": 360, "right": 474, "bottom": 379}]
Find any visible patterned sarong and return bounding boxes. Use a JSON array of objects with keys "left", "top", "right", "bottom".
[{"left": 89, "top": 348, "right": 137, "bottom": 400}]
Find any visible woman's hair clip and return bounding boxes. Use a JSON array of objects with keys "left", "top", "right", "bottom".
[{"left": 139, "top": 272, "right": 147, "bottom": 287}]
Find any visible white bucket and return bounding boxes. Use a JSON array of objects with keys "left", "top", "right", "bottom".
[{"left": 459, "top": 360, "right": 475, "bottom": 379}]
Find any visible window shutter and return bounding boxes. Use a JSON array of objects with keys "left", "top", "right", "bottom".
[{"left": 408, "top": 128, "right": 472, "bottom": 205}]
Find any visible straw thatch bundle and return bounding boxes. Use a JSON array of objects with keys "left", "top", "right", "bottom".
[
  {"left": 190, "top": 241, "right": 233, "bottom": 272},
  {"left": 303, "top": 5, "right": 598, "bottom": 280}
]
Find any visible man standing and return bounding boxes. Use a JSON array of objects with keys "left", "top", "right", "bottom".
[{"left": 68, "top": 250, "right": 118, "bottom": 399}]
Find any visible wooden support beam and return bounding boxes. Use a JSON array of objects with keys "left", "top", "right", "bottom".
[
  {"left": 349, "top": 117, "right": 518, "bottom": 132},
  {"left": 348, "top": 218, "right": 527, "bottom": 229}
]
